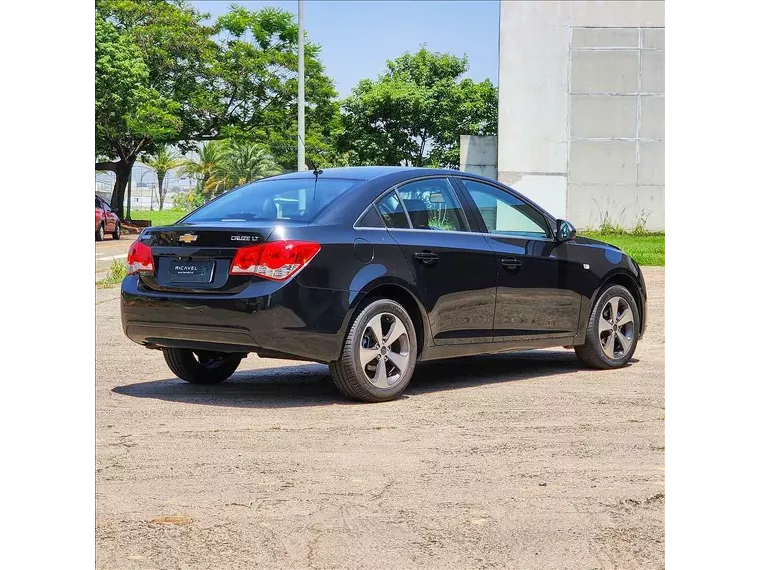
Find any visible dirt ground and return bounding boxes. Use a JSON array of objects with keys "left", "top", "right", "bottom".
[{"left": 96, "top": 268, "right": 664, "bottom": 570}]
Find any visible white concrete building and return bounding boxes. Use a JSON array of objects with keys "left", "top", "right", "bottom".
[{"left": 461, "top": 1, "right": 664, "bottom": 230}]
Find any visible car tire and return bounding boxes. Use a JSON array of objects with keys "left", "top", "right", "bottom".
[
  {"left": 329, "top": 298, "right": 418, "bottom": 403},
  {"left": 112, "top": 223, "right": 121, "bottom": 240},
  {"left": 96, "top": 224, "right": 105, "bottom": 241},
  {"left": 575, "top": 284, "right": 639, "bottom": 369},
  {"left": 163, "top": 348, "right": 242, "bottom": 384}
]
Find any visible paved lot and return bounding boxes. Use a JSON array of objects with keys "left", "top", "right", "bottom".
[
  {"left": 96, "top": 235, "right": 137, "bottom": 280},
  {"left": 96, "top": 268, "right": 664, "bottom": 570}
]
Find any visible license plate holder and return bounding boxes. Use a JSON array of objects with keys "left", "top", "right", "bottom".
[{"left": 168, "top": 259, "right": 215, "bottom": 284}]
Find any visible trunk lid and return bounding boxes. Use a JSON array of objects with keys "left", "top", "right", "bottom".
[{"left": 137, "top": 223, "right": 280, "bottom": 293}]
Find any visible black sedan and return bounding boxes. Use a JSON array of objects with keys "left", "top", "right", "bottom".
[{"left": 121, "top": 167, "right": 647, "bottom": 402}]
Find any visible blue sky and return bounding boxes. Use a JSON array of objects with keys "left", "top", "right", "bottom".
[{"left": 190, "top": 0, "right": 500, "bottom": 97}]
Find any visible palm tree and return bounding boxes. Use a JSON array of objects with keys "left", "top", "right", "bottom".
[
  {"left": 142, "top": 144, "right": 183, "bottom": 211},
  {"left": 181, "top": 140, "right": 282, "bottom": 198},
  {"left": 179, "top": 140, "right": 228, "bottom": 199},
  {"left": 222, "top": 140, "right": 282, "bottom": 189}
]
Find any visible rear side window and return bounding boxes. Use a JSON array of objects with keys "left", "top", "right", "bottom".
[
  {"left": 356, "top": 206, "right": 384, "bottom": 228},
  {"left": 183, "top": 178, "right": 362, "bottom": 223},
  {"left": 376, "top": 191, "right": 410, "bottom": 228},
  {"left": 396, "top": 178, "right": 468, "bottom": 231}
]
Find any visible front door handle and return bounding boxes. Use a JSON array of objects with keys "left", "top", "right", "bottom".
[
  {"left": 501, "top": 256, "right": 522, "bottom": 269},
  {"left": 414, "top": 251, "right": 439, "bottom": 265}
]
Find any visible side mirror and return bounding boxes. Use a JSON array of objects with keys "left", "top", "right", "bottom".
[{"left": 556, "top": 219, "right": 576, "bottom": 242}]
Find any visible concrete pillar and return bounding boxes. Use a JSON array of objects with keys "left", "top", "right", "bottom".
[{"left": 459, "top": 135, "right": 497, "bottom": 179}]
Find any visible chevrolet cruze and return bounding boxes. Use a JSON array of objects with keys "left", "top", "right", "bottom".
[{"left": 121, "top": 167, "right": 647, "bottom": 402}]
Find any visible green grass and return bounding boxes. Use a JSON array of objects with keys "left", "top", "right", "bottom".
[
  {"left": 96, "top": 259, "right": 128, "bottom": 288},
  {"left": 129, "top": 208, "right": 189, "bottom": 227},
  {"left": 581, "top": 231, "right": 665, "bottom": 266}
]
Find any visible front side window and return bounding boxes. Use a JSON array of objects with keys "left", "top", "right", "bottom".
[
  {"left": 183, "top": 178, "right": 362, "bottom": 223},
  {"left": 460, "top": 179, "right": 550, "bottom": 238},
  {"left": 396, "top": 178, "right": 468, "bottom": 231}
]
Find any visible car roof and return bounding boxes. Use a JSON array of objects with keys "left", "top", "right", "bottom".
[
  {"left": 267, "top": 166, "right": 462, "bottom": 182},
  {"left": 256, "top": 166, "right": 557, "bottom": 227}
]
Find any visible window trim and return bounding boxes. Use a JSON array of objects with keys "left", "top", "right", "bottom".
[{"left": 452, "top": 176, "right": 556, "bottom": 240}]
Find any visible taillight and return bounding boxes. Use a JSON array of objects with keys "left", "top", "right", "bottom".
[
  {"left": 230, "top": 240, "right": 321, "bottom": 281},
  {"left": 127, "top": 240, "right": 154, "bottom": 274}
]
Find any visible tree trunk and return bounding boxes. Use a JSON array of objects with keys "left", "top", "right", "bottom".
[
  {"left": 96, "top": 158, "right": 135, "bottom": 220},
  {"left": 158, "top": 173, "right": 165, "bottom": 211}
]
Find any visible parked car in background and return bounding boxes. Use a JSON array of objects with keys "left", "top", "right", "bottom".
[
  {"left": 121, "top": 167, "right": 647, "bottom": 402},
  {"left": 96, "top": 195, "right": 121, "bottom": 241}
]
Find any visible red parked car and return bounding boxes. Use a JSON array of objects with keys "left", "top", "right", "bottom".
[{"left": 95, "top": 195, "right": 121, "bottom": 241}]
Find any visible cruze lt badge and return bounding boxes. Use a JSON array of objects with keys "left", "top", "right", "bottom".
[
  {"left": 178, "top": 233, "right": 198, "bottom": 244},
  {"left": 231, "top": 235, "right": 257, "bottom": 242}
]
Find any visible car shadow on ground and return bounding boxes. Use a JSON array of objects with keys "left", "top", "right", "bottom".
[{"left": 111, "top": 350, "right": 630, "bottom": 409}]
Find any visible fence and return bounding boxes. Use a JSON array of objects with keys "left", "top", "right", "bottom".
[{"left": 95, "top": 165, "right": 194, "bottom": 211}]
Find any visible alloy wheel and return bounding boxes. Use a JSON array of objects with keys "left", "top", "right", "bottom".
[
  {"left": 598, "top": 296, "right": 635, "bottom": 360},
  {"left": 359, "top": 312, "right": 410, "bottom": 389}
]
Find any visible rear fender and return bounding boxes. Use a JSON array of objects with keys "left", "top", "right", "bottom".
[{"left": 338, "top": 276, "right": 432, "bottom": 358}]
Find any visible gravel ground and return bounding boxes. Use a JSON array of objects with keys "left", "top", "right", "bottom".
[{"left": 96, "top": 267, "right": 664, "bottom": 569}]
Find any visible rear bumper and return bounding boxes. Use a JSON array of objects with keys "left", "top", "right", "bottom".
[
  {"left": 120, "top": 275, "right": 361, "bottom": 363},
  {"left": 124, "top": 322, "right": 257, "bottom": 353}
]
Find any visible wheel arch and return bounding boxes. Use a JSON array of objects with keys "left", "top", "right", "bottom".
[
  {"left": 341, "top": 279, "right": 431, "bottom": 360},
  {"left": 593, "top": 269, "right": 645, "bottom": 330}
]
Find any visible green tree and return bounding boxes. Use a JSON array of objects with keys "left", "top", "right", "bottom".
[
  {"left": 211, "top": 5, "right": 340, "bottom": 170},
  {"left": 95, "top": 1, "right": 339, "bottom": 218},
  {"left": 141, "top": 144, "right": 183, "bottom": 210},
  {"left": 179, "top": 140, "right": 227, "bottom": 198},
  {"left": 203, "top": 140, "right": 281, "bottom": 196},
  {"left": 222, "top": 140, "right": 282, "bottom": 188},
  {"left": 338, "top": 47, "right": 497, "bottom": 168},
  {"left": 95, "top": 0, "right": 215, "bottom": 218}
]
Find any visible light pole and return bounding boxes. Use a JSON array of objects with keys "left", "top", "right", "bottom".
[
  {"left": 297, "top": 0, "right": 306, "bottom": 171},
  {"left": 138, "top": 164, "right": 155, "bottom": 211}
]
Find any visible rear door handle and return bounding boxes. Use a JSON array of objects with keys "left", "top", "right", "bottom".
[
  {"left": 414, "top": 251, "right": 439, "bottom": 265},
  {"left": 501, "top": 256, "right": 522, "bottom": 269}
]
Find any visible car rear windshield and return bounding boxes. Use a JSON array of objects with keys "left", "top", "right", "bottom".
[{"left": 183, "top": 178, "right": 363, "bottom": 223}]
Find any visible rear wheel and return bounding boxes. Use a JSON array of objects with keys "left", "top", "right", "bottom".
[
  {"left": 575, "top": 284, "right": 639, "bottom": 369},
  {"left": 112, "top": 223, "right": 121, "bottom": 240},
  {"left": 163, "top": 348, "right": 242, "bottom": 384},
  {"left": 330, "top": 298, "right": 417, "bottom": 403},
  {"left": 96, "top": 224, "right": 104, "bottom": 241}
]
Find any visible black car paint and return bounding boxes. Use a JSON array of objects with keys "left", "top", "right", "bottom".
[{"left": 121, "top": 167, "right": 647, "bottom": 364}]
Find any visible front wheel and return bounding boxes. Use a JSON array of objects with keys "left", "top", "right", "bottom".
[
  {"left": 163, "top": 348, "right": 242, "bottom": 384},
  {"left": 575, "top": 284, "right": 639, "bottom": 369},
  {"left": 96, "top": 224, "right": 104, "bottom": 241},
  {"left": 330, "top": 298, "right": 417, "bottom": 403}
]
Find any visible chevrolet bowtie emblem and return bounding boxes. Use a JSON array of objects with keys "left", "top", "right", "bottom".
[{"left": 178, "top": 233, "right": 198, "bottom": 244}]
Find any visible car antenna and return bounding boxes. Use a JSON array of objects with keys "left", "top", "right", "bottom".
[{"left": 300, "top": 134, "right": 323, "bottom": 200}]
